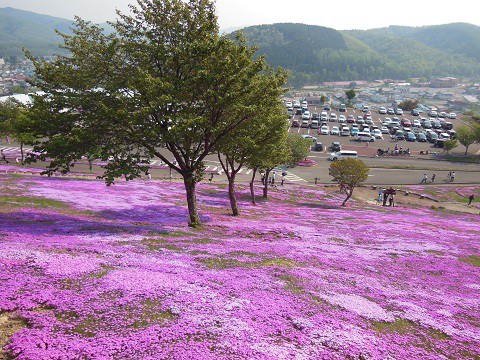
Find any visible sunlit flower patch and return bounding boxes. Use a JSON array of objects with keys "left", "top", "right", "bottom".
[{"left": 0, "top": 171, "right": 479, "bottom": 359}]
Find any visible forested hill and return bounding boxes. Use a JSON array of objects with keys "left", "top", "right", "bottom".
[
  {"left": 2, "top": 7, "right": 480, "bottom": 85},
  {"left": 235, "top": 23, "right": 480, "bottom": 86}
]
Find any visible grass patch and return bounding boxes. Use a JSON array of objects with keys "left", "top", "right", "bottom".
[
  {"left": 460, "top": 255, "right": 480, "bottom": 267},
  {"left": 198, "top": 255, "right": 299, "bottom": 270},
  {"left": 0, "top": 195, "right": 69, "bottom": 209}
]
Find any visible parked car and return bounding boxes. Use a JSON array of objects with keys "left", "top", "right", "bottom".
[
  {"left": 381, "top": 126, "right": 389, "bottom": 134},
  {"left": 311, "top": 113, "right": 319, "bottom": 120},
  {"left": 413, "top": 119, "right": 421, "bottom": 128},
  {"left": 324, "top": 104, "right": 331, "bottom": 111},
  {"left": 331, "top": 126, "right": 340, "bottom": 135},
  {"left": 340, "top": 126, "right": 350, "bottom": 136},
  {"left": 416, "top": 132, "right": 427, "bottom": 142},
  {"left": 394, "top": 130, "right": 405, "bottom": 140},
  {"left": 428, "top": 110, "right": 438, "bottom": 117},
  {"left": 339, "top": 104, "right": 347, "bottom": 112},
  {"left": 314, "top": 142, "right": 323, "bottom": 151},
  {"left": 401, "top": 118, "right": 412, "bottom": 127},
  {"left": 300, "top": 120, "right": 309, "bottom": 128},
  {"left": 426, "top": 131, "right": 438, "bottom": 143},
  {"left": 449, "top": 112, "right": 457, "bottom": 119},
  {"left": 438, "top": 111, "right": 448, "bottom": 118},
  {"left": 338, "top": 115, "right": 346, "bottom": 123},
  {"left": 292, "top": 119, "right": 300, "bottom": 127},
  {"left": 320, "top": 125, "right": 329, "bottom": 135},
  {"left": 301, "top": 134, "right": 317, "bottom": 142},
  {"left": 350, "top": 127, "right": 359, "bottom": 136},
  {"left": 422, "top": 120, "right": 432, "bottom": 129},
  {"left": 387, "top": 108, "right": 395, "bottom": 115},
  {"left": 329, "top": 113, "right": 337, "bottom": 122},
  {"left": 434, "top": 138, "right": 446, "bottom": 148},
  {"left": 411, "top": 109, "right": 420, "bottom": 116},
  {"left": 330, "top": 142, "right": 341, "bottom": 151},
  {"left": 442, "top": 122, "right": 453, "bottom": 130},
  {"left": 347, "top": 114, "right": 355, "bottom": 123},
  {"left": 378, "top": 106, "right": 387, "bottom": 114},
  {"left": 405, "top": 132, "right": 416, "bottom": 142},
  {"left": 395, "top": 108, "right": 404, "bottom": 115},
  {"left": 310, "top": 120, "right": 319, "bottom": 129},
  {"left": 302, "top": 111, "right": 311, "bottom": 120},
  {"left": 372, "top": 129, "right": 383, "bottom": 139}
]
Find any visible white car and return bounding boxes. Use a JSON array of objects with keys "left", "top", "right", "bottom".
[
  {"left": 413, "top": 119, "right": 421, "bottom": 128},
  {"left": 383, "top": 117, "right": 392, "bottom": 125},
  {"left": 338, "top": 115, "right": 346, "bottom": 123},
  {"left": 285, "top": 101, "right": 292, "bottom": 108},
  {"left": 340, "top": 126, "right": 350, "bottom": 136},
  {"left": 372, "top": 129, "right": 383, "bottom": 139},
  {"left": 378, "top": 106, "right": 387, "bottom": 114},
  {"left": 320, "top": 125, "right": 329, "bottom": 135},
  {"left": 439, "top": 132, "right": 451, "bottom": 140},
  {"left": 395, "top": 108, "right": 404, "bottom": 115},
  {"left": 365, "top": 116, "right": 374, "bottom": 124},
  {"left": 329, "top": 113, "right": 338, "bottom": 121},
  {"left": 362, "top": 128, "right": 371, "bottom": 135},
  {"left": 449, "top": 112, "right": 457, "bottom": 119},
  {"left": 381, "top": 126, "right": 389, "bottom": 134},
  {"left": 330, "top": 126, "right": 339, "bottom": 135},
  {"left": 302, "top": 111, "right": 311, "bottom": 120}
]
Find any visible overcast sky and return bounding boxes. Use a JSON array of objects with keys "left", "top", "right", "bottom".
[{"left": 0, "top": 0, "right": 479, "bottom": 31}]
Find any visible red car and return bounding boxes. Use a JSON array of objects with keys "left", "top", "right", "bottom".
[
  {"left": 347, "top": 115, "right": 355, "bottom": 123},
  {"left": 401, "top": 118, "right": 412, "bottom": 127}
]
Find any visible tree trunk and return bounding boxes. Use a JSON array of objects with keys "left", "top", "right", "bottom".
[
  {"left": 228, "top": 174, "right": 239, "bottom": 216},
  {"left": 263, "top": 169, "right": 271, "bottom": 198},
  {"left": 20, "top": 142, "right": 24, "bottom": 165},
  {"left": 183, "top": 173, "right": 201, "bottom": 227},
  {"left": 250, "top": 168, "right": 257, "bottom": 205},
  {"left": 342, "top": 188, "right": 353, "bottom": 206},
  {"left": 465, "top": 146, "right": 469, "bottom": 156}
]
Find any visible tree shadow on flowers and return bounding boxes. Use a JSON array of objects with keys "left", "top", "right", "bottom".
[{"left": 0, "top": 204, "right": 207, "bottom": 239}]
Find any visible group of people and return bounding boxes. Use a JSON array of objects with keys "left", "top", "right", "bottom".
[
  {"left": 420, "top": 171, "right": 455, "bottom": 184},
  {"left": 260, "top": 171, "right": 287, "bottom": 187},
  {"left": 377, "top": 187, "right": 396, "bottom": 207}
]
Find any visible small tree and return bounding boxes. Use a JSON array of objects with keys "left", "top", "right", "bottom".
[
  {"left": 398, "top": 99, "right": 419, "bottom": 111},
  {"left": 329, "top": 158, "right": 369, "bottom": 206},
  {"left": 320, "top": 95, "right": 326, "bottom": 104},
  {"left": 443, "top": 139, "right": 458, "bottom": 154},
  {"left": 0, "top": 100, "right": 36, "bottom": 164},
  {"left": 345, "top": 89, "right": 356, "bottom": 105},
  {"left": 456, "top": 125, "right": 477, "bottom": 155},
  {"left": 285, "top": 134, "right": 311, "bottom": 168}
]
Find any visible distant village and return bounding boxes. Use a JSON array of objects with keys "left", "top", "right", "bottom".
[{"left": 2, "top": 58, "right": 480, "bottom": 112}]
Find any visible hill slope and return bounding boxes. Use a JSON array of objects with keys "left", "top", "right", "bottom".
[{"left": 0, "top": 167, "right": 479, "bottom": 358}]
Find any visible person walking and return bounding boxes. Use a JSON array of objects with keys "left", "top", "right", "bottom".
[
  {"left": 145, "top": 169, "right": 151, "bottom": 180},
  {"left": 281, "top": 173, "right": 286, "bottom": 186},
  {"left": 468, "top": 195, "right": 474, "bottom": 205},
  {"left": 0, "top": 149, "right": 9, "bottom": 164},
  {"left": 431, "top": 173, "right": 436, "bottom": 183},
  {"left": 450, "top": 171, "right": 456, "bottom": 182},
  {"left": 261, "top": 173, "right": 265, "bottom": 185},
  {"left": 420, "top": 174, "right": 428, "bottom": 184},
  {"left": 271, "top": 171, "right": 276, "bottom": 186},
  {"left": 446, "top": 171, "right": 452, "bottom": 182},
  {"left": 389, "top": 193, "right": 394, "bottom": 207}
]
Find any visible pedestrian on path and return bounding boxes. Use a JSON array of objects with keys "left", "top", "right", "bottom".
[
  {"left": 281, "top": 173, "right": 286, "bottom": 186},
  {"left": 431, "top": 173, "right": 436, "bottom": 183},
  {"left": 271, "top": 171, "right": 276, "bottom": 186},
  {"left": 446, "top": 171, "right": 452, "bottom": 182},
  {"left": 468, "top": 195, "right": 474, "bottom": 205},
  {"left": 450, "top": 171, "right": 456, "bottom": 182},
  {"left": 420, "top": 174, "right": 428, "bottom": 184},
  {"left": 145, "top": 169, "right": 151, "bottom": 180},
  {"left": 0, "top": 149, "right": 9, "bottom": 164}
]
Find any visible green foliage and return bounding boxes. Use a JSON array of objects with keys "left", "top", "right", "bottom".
[
  {"left": 329, "top": 158, "right": 369, "bottom": 206},
  {"left": 285, "top": 134, "right": 310, "bottom": 168},
  {"left": 398, "top": 99, "right": 419, "bottom": 111},
  {"left": 345, "top": 89, "right": 356, "bottom": 103},
  {"left": 456, "top": 124, "right": 478, "bottom": 155},
  {"left": 443, "top": 139, "right": 458, "bottom": 154}
]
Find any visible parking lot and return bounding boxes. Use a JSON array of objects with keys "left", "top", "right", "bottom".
[{"left": 285, "top": 101, "right": 480, "bottom": 156}]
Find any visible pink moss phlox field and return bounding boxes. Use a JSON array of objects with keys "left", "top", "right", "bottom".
[{"left": 1, "top": 173, "right": 479, "bottom": 359}]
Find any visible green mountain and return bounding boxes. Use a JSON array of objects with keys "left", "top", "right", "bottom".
[
  {"left": 2, "top": 8, "right": 480, "bottom": 85},
  {"left": 0, "top": 7, "right": 111, "bottom": 60},
  {"left": 235, "top": 23, "right": 480, "bottom": 86}
]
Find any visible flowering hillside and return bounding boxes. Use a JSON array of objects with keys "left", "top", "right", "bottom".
[{"left": 0, "top": 169, "right": 479, "bottom": 359}]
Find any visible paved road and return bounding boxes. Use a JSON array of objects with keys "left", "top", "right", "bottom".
[{"left": 2, "top": 144, "right": 478, "bottom": 186}]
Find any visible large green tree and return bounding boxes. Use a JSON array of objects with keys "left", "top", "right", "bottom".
[
  {"left": 26, "top": 0, "right": 286, "bottom": 227},
  {"left": 329, "top": 158, "right": 369, "bottom": 206},
  {"left": 345, "top": 89, "right": 356, "bottom": 105}
]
